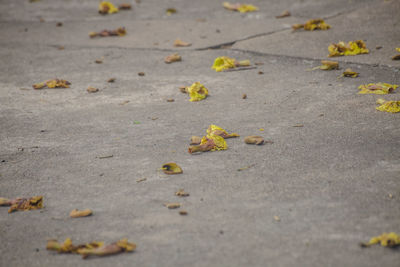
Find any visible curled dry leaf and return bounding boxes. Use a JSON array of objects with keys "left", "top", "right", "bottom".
[
  {"left": 328, "top": 40, "right": 369, "bottom": 57},
  {"left": 70, "top": 209, "right": 93, "bottom": 218},
  {"left": 187, "top": 82, "right": 208, "bottom": 102},
  {"left": 292, "top": 19, "right": 330, "bottom": 31},
  {"left": 47, "top": 238, "right": 136, "bottom": 258},
  {"left": 358, "top": 83, "right": 398, "bottom": 95},
  {"left": 99, "top": 1, "right": 119, "bottom": 14},
  {"left": 87, "top": 86, "right": 99, "bottom": 93},
  {"left": 173, "top": 39, "right": 191, "bottom": 47},
  {"left": 223, "top": 2, "right": 258, "bottom": 13},
  {"left": 341, "top": 68, "right": 359, "bottom": 78},
  {"left": 207, "top": 125, "right": 239, "bottom": 139},
  {"left": 212, "top": 56, "right": 250, "bottom": 72},
  {"left": 2, "top": 196, "right": 44, "bottom": 213},
  {"left": 164, "top": 203, "right": 181, "bottom": 209},
  {"left": 361, "top": 232, "right": 400, "bottom": 248},
  {"left": 119, "top": 3, "right": 132, "bottom": 10},
  {"left": 188, "top": 135, "right": 227, "bottom": 154},
  {"left": 190, "top": 136, "right": 202, "bottom": 145},
  {"left": 164, "top": 53, "right": 181, "bottom": 64},
  {"left": 161, "top": 163, "right": 183, "bottom": 175},
  {"left": 276, "top": 10, "right": 290, "bottom": 18},
  {"left": 89, "top": 27, "right": 126, "bottom": 38},
  {"left": 376, "top": 99, "right": 400, "bottom": 113},
  {"left": 244, "top": 136, "right": 264, "bottom": 145},
  {"left": 33, "top": 79, "right": 71, "bottom": 89},
  {"left": 175, "top": 189, "right": 190, "bottom": 197}
]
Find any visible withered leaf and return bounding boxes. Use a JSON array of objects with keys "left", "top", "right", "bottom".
[
  {"left": 70, "top": 209, "right": 93, "bottom": 218},
  {"left": 89, "top": 27, "right": 126, "bottom": 38},
  {"left": 223, "top": 2, "right": 258, "bottom": 13},
  {"left": 87, "top": 86, "right": 99, "bottom": 93},
  {"left": 292, "top": 19, "right": 330, "bottom": 31},
  {"left": 319, "top": 60, "right": 339, "bottom": 70},
  {"left": 328, "top": 40, "right": 369, "bottom": 57},
  {"left": 99, "top": 1, "right": 119, "bottom": 15},
  {"left": 207, "top": 125, "right": 239, "bottom": 139},
  {"left": 175, "top": 189, "right": 189, "bottom": 197},
  {"left": 242, "top": 93, "right": 247, "bottom": 99},
  {"left": 341, "top": 68, "right": 359, "bottom": 78},
  {"left": 361, "top": 232, "right": 400, "bottom": 248},
  {"left": 189, "top": 135, "right": 227, "bottom": 154},
  {"left": 179, "top": 210, "right": 188, "bottom": 215},
  {"left": 33, "top": 79, "right": 71, "bottom": 90},
  {"left": 138, "top": 72, "right": 145, "bottom": 76},
  {"left": 164, "top": 53, "right": 182, "bottom": 64},
  {"left": 173, "top": 39, "right": 192, "bottom": 47},
  {"left": 276, "top": 10, "right": 290, "bottom": 18},
  {"left": 161, "top": 163, "right": 183, "bottom": 175},
  {"left": 6, "top": 196, "right": 43, "bottom": 213},
  {"left": 244, "top": 136, "right": 264, "bottom": 145},
  {"left": 119, "top": 3, "right": 132, "bottom": 10},
  {"left": 164, "top": 203, "right": 181, "bottom": 209}
]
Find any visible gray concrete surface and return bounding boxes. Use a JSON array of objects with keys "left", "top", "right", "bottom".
[{"left": 0, "top": 0, "right": 399, "bottom": 267}]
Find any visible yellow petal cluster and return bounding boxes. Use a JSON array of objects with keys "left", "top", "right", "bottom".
[
  {"left": 328, "top": 40, "right": 369, "bottom": 57},
  {"left": 363, "top": 232, "right": 400, "bottom": 247},
  {"left": 207, "top": 124, "right": 239, "bottom": 138},
  {"left": 223, "top": 2, "right": 258, "bottom": 13},
  {"left": 187, "top": 82, "right": 209, "bottom": 102},
  {"left": 303, "top": 19, "right": 330, "bottom": 31},
  {"left": 99, "top": 2, "right": 119, "bottom": 14},
  {"left": 201, "top": 135, "right": 227, "bottom": 151},
  {"left": 376, "top": 100, "right": 400, "bottom": 113},
  {"left": 358, "top": 83, "right": 398, "bottom": 95},
  {"left": 212, "top": 56, "right": 236, "bottom": 72}
]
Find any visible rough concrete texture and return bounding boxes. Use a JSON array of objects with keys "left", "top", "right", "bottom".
[{"left": 0, "top": 0, "right": 399, "bottom": 267}]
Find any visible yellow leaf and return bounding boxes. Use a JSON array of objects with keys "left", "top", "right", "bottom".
[
  {"left": 164, "top": 203, "right": 181, "bottom": 209},
  {"left": 99, "top": 1, "right": 119, "bottom": 14},
  {"left": 207, "top": 124, "right": 239, "bottom": 138},
  {"left": 161, "top": 163, "right": 183, "bottom": 175},
  {"left": 362, "top": 232, "right": 400, "bottom": 247},
  {"left": 328, "top": 40, "right": 369, "bottom": 57},
  {"left": 341, "top": 68, "right": 359, "bottom": 78},
  {"left": 8, "top": 196, "right": 43, "bottom": 213},
  {"left": 166, "top": 8, "right": 177, "bottom": 15},
  {"left": 358, "top": 83, "right": 398, "bottom": 95},
  {"left": 223, "top": 2, "right": 258, "bottom": 13},
  {"left": 211, "top": 56, "right": 250, "bottom": 72},
  {"left": 376, "top": 100, "right": 400, "bottom": 113},
  {"left": 293, "top": 19, "right": 330, "bottom": 31},
  {"left": 188, "top": 135, "right": 227, "bottom": 154},
  {"left": 187, "top": 82, "right": 208, "bottom": 102}
]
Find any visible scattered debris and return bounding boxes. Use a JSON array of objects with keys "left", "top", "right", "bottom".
[
  {"left": 328, "top": 40, "right": 369, "bottom": 57},
  {"left": 173, "top": 39, "right": 192, "bottom": 47},
  {"left": 56, "top": 22, "right": 63, "bottom": 27},
  {"left": 89, "top": 27, "right": 126, "bottom": 38},
  {"left": 167, "top": 98, "right": 175, "bottom": 102},
  {"left": 99, "top": 1, "right": 119, "bottom": 14},
  {"left": 0, "top": 196, "right": 43, "bottom": 213},
  {"left": 164, "top": 203, "right": 181, "bottom": 209},
  {"left": 274, "top": 216, "right": 280, "bottom": 222},
  {"left": 189, "top": 135, "right": 227, "bottom": 154},
  {"left": 276, "top": 10, "right": 290, "bottom": 18},
  {"left": 361, "top": 232, "right": 400, "bottom": 248},
  {"left": 237, "top": 164, "right": 255, "bottom": 171},
  {"left": 340, "top": 68, "right": 359, "bottom": 78},
  {"left": 164, "top": 53, "right": 182, "bottom": 64},
  {"left": 190, "top": 136, "right": 202, "bottom": 145},
  {"left": 98, "top": 155, "right": 113, "bottom": 159},
  {"left": 186, "top": 82, "right": 209, "bottom": 102},
  {"left": 179, "top": 210, "right": 188, "bottom": 215},
  {"left": 259, "top": 128, "right": 264, "bottom": 131},
  {"left": 161, "top": 163, "right": 183, "bottom": 175},
  {"left": 358, "top": 83, "right": 398, "bottom": 95},
  {"left": 376, "top": 46, "right": 382, "bottom": 50},
  {"left": 87, "top": 86, "right": 99, "bottom": 93},
  {"left": 242, "top": 93, "right": 247, "bottom": 99},
  {"left": 47, "top": 238, "right": 136, "bottom": 258},
  {"left": 244, "top": 136, "right": 264, "bottom": 145},
  {"left": 108, "top": 78, "right": 116, "bottom": 83},
  {"left": 293, "top": 124, "right": 304, "bottom": 127},
  {"left": 212, "top": 56, "right": 250, "bottom": 72},
  {"left": 207, "top": 125, "right": 239, "bottom": 139},
  {"left": 32, "top": 79, "right": 71, "bottom": 89},
  {"left": 136, "top": 178, "right": 147, "bottom": 183},
  {"left": 175, "top": 189, "right": 190, "bottom": 197},
  {"left": 223, "top": 2, "right": 259, "bottom": 13},
  {"left": 70, "top": 209, "right": 93, "bottom": 218},
  {"left": 166, "top": 8, "right": 177, "bottom": 15},
  {"left": 57, "top": 45, "right": 65, "bottom": 50},
  {"left": 258, "top": 71, "right": 264, "bottom": 75},
  {"left": 138, "top": 72, "right": 145, "bottom": 76},
  {"left": 292, "top": 19, "right": 330, "bottom": 31},
  {"left": 95, "top": 59, "right": 103, "bottom": 64},
  {"left": 376, "top": 99, "right": 400, "bottom": 113}
]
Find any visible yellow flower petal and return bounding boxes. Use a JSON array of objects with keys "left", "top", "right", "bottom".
[
  {"left": 376, "top": 100, "right": 400, "bottom": 113},
  {"left": 358, "top": 83, "right": 398, "bottom": 95},
  {"left": 212, "top": 56, "right": 236, "bottom": 72},
  {"left": 328, "top": 40, "right": 369, "bottom": 57},
  {"left": 207, "top": 124, "right": 239, "bottom": 138},
  {"left": 362, "top": 232, "right": 400, "bottom": 247},
  {"left": 187, "top": 82, "right": 208, "bottom": 102},
  {"left": 223, "top": 2, "right": 258, "bottom": 13},
  {"left": 303, "top": 19, "right": 330, "bottom": 31},
  {"left": 161, "top": 163, "right": 183, "bottom": 175},
  {"left": 99, "top": 1, "right": 119, "bottom": 14}
]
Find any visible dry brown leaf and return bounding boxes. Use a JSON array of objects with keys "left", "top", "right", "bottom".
[
  {"left": 4, "top": 196, "right": 44, "bottom": 213},
  {"left": 242, "top": 93, "right": 247, "bottom": 99},
  {"left": 244, "top": 136, "right": 264, "bottom": 145},
  {"left": 166, "top": 8, "right": 177, "bottom": 15},
  {"left": 70, "top": 209, "right": 93, "bottom": 218},
  {"left": 89, "top": 27, "right": 126, "bottom": 38},
  {"left": 119, "top": 3, "right": 132, "bottom": 10},
  {"left": 87, "top": 86, "right": 99, "bottom": 93},
  {"left": 179, "top": 210, "right": 188, "bottom": 215},
  {"left": 164, "top": 53, "right": 182, "bottom": 64},
  {"left": 190, "top": 136, "right": 202, "bottom": 145},
  {"left": 276, "top": 10, "right": 290, "bottom": 18},
  {"left": 166, "top": 98, "right": 175, "bottom": 102},
  {"left": 108, "top": 78, "right": 116, "bottom": 83},
  {"left": 138, "top": 72, "right": 145, "bottom": 76},
  {"left": 164, "top": 203, "right": 181, "bottom": 209},
  {"left": 175, "top": 189, "right": 190, "bottom": 197},
  {"left": 161, "top": 163, "right": 183, "bottom": 175},
  {"left": 173, "top": 39, "right": 192, "bottom": 47},
  {"left": 33, "top": 79, "right": 71, "bottom": 90},
  {"left": 136, "top": 178, "right": 147, "bottom": 183},
  {"left": 95, "top": 59, "right": 103, "bottom": 64}
]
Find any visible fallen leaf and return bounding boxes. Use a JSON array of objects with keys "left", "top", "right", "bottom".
[
  {"left": 186, "top": 82, "right": 209, "bottom": 102},
  {"left": 89, "top": 27, "right": 126, "bottom": 38},
  {"left": 99, "top": 1, "right": 119, "bottom": 15},
  {"left": 207, "top": 125, "right": 239, "bottom": 139},
  {"left": 175, "top": 189, "right": 190, "bottom": 197},
  {"left": 258, "top": 71, "right": 264, "bottom": 75},
  {"left": 98, "top": 155, "right": 113, "bottom": 159},
  {"left": 95, "top": 59, "right": 103, "bottom": 64},
  {"left": 259, "top": 128, "right": 264, "bottom": 131},
  {"left": 242, "top": 93, "right": 247, "bottom": 99},
  {"left": 188, "top": 135, "right": 227, "bottom": 154},
  {"left": 138, "top": 72, "right": 145, "bottom": 76},
  {"left": 33, "top": 79, "right": 71, "bottom": 90},
  {"left": 56, "top": 22, "right": 63, "bottom": 27},
  {"left": 274, "top": 215, "right": 280, "bottom": 221},
  {"left": 358, "top": 83, "right": 398, "bottom": 95},
  {"left": 164, "top": 53, "right": 182, "bottom": 64},
  {"left": 292, "top": 19, "right": 330, "bottom": 31},
  {"left": 212, "top": 56, "right": 250, "bottom": 72},
  {"left": 108, "top": 78, "right": 116, "bottom": 83},
  {"left": 136, "top": 178, "right": 147, "bottom": 183},
  {"left": 237, "top": 164, "right": 255, "bottom": 171},
  {"left": 119, "top": 3, "right": 132, "bottom": 10},
  {"left": 244, "top": 136, "right": 264, "bottom": 145},
  {"left": 341, "top": 68, "right": 359, "bottom": 78},
  {"left": 361, "top": 232, "right": 400, "bottom": 248},
  {"left": 70, "top": 209, "right": 93, "bottom": 218},
  {"left": 87, "top": 86, "right": 99, "bottom": 93},
  {"left": 319, "top": 60, "right": 339, "bottom": 70},
  {"left": 276, "top": 10, "right": 290, "bottom": 18},
  {"left": 376, "top": 99, "right": 400, "bottom": 113},
  {"left": 161, "top": 163, "right": 183, "bottom": 175},
  {"left": 328, "top": 40, "right": 369, "bottom": 57},
  {"left": 223, "top": 2, "right": 259, "bottom": 13},
  {"left": 179, "top": 86, "right": 187, "bottom": 93},
  {"left": 164, "top": 203, "right": 181, "bottom": 209},
  {"left": 190, "top": 136, "right": 202, "bottom": 145},
  {"left": 293, "top": 124, "right": 304, "bottom": 127},
  {"left": 174, "top": 39, "right": 191, "bottom": 47},
  {"left": 392, "top": 48, "right": 400, "bottom": 60},
  {"left": 167, "top": 98, "right": 175, "bottom": 102},
  {"left": 1, "top": 196, "right": 44, "bottom": 213},
  {"left": 179, "top": 210, "right": 188, "bottom": 215},
  {"left": 166, "top": 8, "right": 177, "bottom": 15},
  {"left": 57, "top": 46, "right": 65, "bottom": 50}
]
